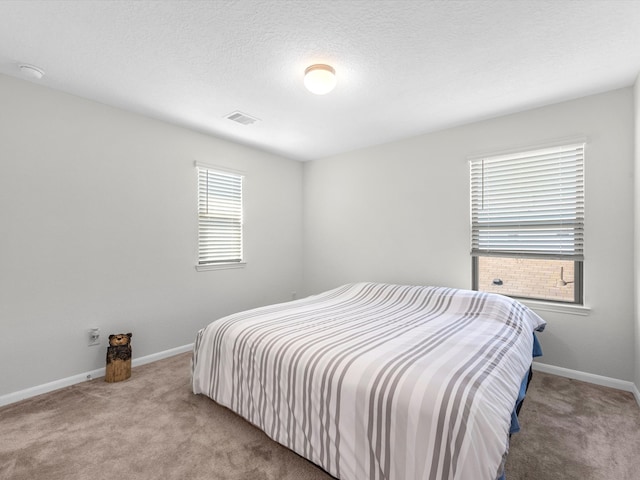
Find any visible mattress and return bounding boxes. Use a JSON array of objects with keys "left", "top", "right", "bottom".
[{"left": 192, "top": 282, "right": 546, "bottom": 480}]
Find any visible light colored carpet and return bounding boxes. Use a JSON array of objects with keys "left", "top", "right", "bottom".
[
  {"left": 505, "top": 370, "right": 640, "bottom": 479},
  {"left": 1, "top": 352, "right": 638, "bottom": 480}
]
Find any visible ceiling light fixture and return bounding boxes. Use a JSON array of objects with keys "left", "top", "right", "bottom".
[
  {"left": 304, "top": 64, "right": 336, "bottom": 95},
  {"left": 19, "top": 64, "right": 45, "bottom": 80}
]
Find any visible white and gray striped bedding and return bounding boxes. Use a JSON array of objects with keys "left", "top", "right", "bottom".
[{"left": 192, "top": 282, "right": 546, "bottom": 480}]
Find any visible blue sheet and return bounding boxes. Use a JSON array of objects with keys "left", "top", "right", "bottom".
[
  {"left": 509, "top": 333, "right": 542, "bottom": 434},
  {"left": 499, "top": 332, "right": 543, "bottom": 480}
]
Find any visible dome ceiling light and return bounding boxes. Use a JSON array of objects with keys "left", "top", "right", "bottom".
[
  {"left": 19, "top": 64, "right": 45, "bottom": 80},
  {"left": 304, "top": 64, "right": 336, "bottom": 95}
]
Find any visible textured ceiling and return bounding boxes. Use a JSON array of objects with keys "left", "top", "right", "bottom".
[{"left": 0, "top": 0, "right": 639, "bottom": 161}]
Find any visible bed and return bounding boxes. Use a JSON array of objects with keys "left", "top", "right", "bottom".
[{"left": 192, "top": 282, "right": 546, "bottom": 480}]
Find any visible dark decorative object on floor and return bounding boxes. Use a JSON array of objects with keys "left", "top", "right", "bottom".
[{"left": 105, "top": 333, "right": 132, "bottom": 383}]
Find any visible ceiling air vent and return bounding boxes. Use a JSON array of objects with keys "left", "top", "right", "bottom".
[{"left": 225, "top": 111, "right": 259, "bottom": 125}]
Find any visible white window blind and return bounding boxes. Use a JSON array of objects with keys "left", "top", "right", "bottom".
[
  {"left": 197, "top": 166, "right": 243, "bottom": 265},
  {"left": 470, "top": 143, "right": 584, "bottom": 260}
]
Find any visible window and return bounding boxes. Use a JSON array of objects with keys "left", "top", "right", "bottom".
[
  {"left": 470, "top": 142, "right": 584, "bottom": 304},
  {"left": 196, "top": 164, "right": 244, "bottom": 269}
]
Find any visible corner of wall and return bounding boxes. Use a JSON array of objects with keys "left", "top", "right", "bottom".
[{"left": 634, "top": 72, "right": 640, "bottom": 400}]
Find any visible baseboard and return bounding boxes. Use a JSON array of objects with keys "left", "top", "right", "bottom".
[
  {"left": 0, "top": 343, "right": 193, "bottom": 408},
  {"left": 130, "top": 343, "right": 193, "bottom": 368},
  {"left": 533, "top": 362, "right": 640, "bottom": 407}
]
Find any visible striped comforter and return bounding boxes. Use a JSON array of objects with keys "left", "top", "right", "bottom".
[{"left": 192, "top": 282, "right": 546, "bottom": 480}]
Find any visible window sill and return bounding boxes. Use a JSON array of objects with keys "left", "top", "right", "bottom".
[
  {"left": 519, "top": 298, "right": 590, "bottom": 316},
  {"left": 196, "top": 262, "right": 246, "bottom": 272}
]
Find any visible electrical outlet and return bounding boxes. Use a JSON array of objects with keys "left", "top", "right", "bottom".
[{"left": 88, "top": 327, "right": 100, "bottom": 346}]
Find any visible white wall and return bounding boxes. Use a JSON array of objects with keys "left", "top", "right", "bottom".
[
  {"left": 303, "top": 88, "right": 635, "bottom": 382},
  {"left": 0, "top": 74, "right": 303, "bottom": 397},
  {"left": 2, "top": 71, "right": 637, "bottom": 399}
]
